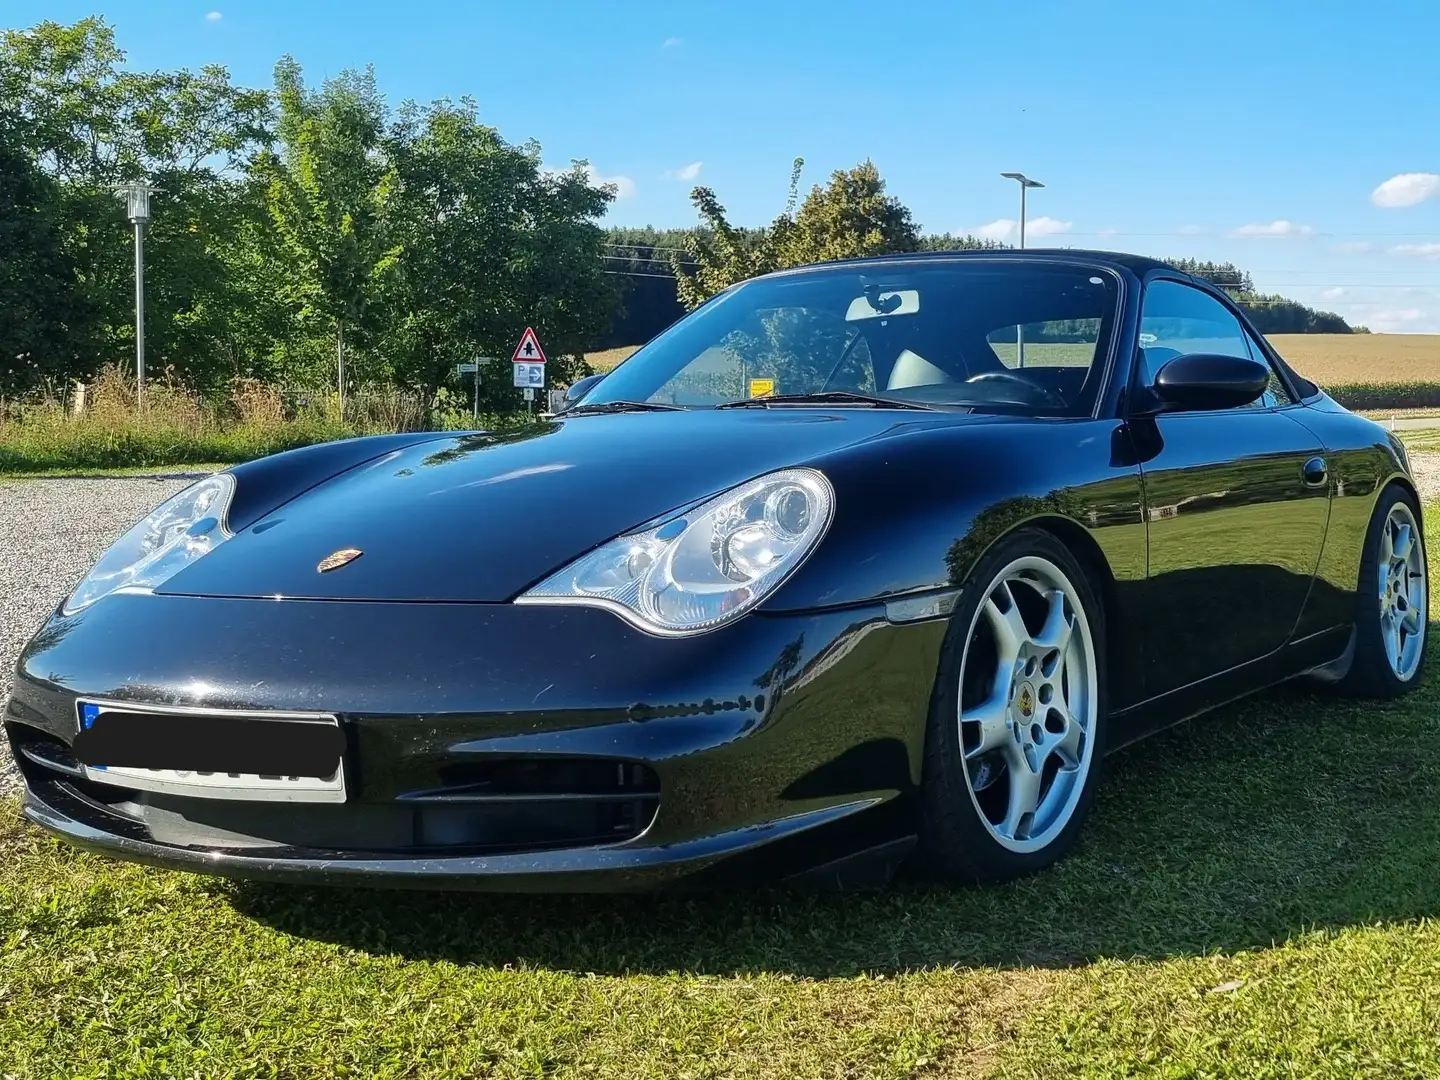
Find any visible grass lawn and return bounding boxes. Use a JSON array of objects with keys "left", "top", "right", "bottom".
[{"left": 3, "top": 525, "right": 1440, "bottom": 1076}]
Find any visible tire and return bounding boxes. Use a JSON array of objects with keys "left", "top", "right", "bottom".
[
  {"left": 1335, "top": 485, "right": 1428, "bottom": 698},
  {"left": 919, "top": 528, "right": 1108, "bottom": 883}
]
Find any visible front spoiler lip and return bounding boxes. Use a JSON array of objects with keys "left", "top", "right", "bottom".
[{"left": 21, "top": 785, "right": 881, "bottom": 894}]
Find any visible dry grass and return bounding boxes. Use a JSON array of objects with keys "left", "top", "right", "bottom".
[{"left": 0, "top": 365, "right": 433, "bottom": 473}]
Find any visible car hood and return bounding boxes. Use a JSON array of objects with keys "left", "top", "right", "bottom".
[{"left": 159, "top": 409, "right": 979, "bottom": 603}]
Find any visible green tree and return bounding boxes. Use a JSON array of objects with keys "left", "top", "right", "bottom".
[
  {"left": 379, "top": 99, "right": 617, "bottom": 406},
  {"left": 781, "top": 160, "right": 920, "bottom": 264},
  {"left": 672, "top": 159, "right": 923, "bottom": 310},
  {"left": 0, "top": 18, "right": 275, "bottom": 386},
  {"left": 1165, "top": 257, "right": 1352, "bottom": 333},
  {"left": 0, "top": 113, "right": 97, "bottom": 394},
  {"left": 259, "top": 58, "right": 392, "bottom": 403},
  {"left": 917, "top": 233, "right": 1007, "bottom": 252},
  {"left": 671, "top": 158, "right": 804, "bottom": 310}
]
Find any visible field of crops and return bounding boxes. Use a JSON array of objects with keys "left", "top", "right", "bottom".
[
  {"left": 1272, "top": 334, "right": 1440, "bottom": 409},
  {"left": 1272, "top": 334, "right": 1440, "bottom": 385},
  {"left": 588, "top": 335, "right": 1440, "bottom": 410}
]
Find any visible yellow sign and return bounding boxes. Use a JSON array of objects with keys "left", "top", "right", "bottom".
[{"left": 748, "top": 378, "right": 775, "bottom": 398}]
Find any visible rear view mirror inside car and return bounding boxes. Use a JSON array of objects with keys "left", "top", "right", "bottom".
[{"left": 846, "top": 289, "right": 920, "bottom": 321}]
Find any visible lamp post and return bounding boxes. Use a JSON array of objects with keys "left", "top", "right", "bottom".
[
  {"left": 114, "top": 182, "right": 159, "bottom": 399},
  {"left": 1000, "top": 172, "right": 1044, "bottom": 366},
  {"left": 1000, "top": 171, "right": 1044, "bottom": 249}
]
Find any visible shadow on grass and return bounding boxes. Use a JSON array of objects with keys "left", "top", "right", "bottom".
[{"left": 228, "top": 653, "right": 1440, "bottom": 977}]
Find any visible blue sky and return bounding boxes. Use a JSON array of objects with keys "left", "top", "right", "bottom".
[{"left": 11, "top": 0, "right": 1440, "bottom": 331}]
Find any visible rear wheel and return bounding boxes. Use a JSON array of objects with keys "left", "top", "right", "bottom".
[
  {"left": 1337, "top": 486, "right": 1427, "bottom": 697},
  {"left": 920, "top": 529, "right": 1106, "bottom": 883}
]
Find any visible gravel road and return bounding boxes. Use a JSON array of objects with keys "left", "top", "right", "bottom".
[
  {"left": 1, "top": 476, "right": 198, "bottom": 796},
  {"left": 4, "top": 453, "right": 1440, "bottom": 800}
]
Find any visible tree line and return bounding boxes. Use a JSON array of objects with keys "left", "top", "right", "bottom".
[
  {"left": 1, "top": 18, "right": 612, "bottom": 409},
  {"left": 2, "top": 18, "right": 1355, "bottom": 406}
]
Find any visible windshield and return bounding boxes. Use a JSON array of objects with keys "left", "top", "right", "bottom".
[{"left": 585, "top": 260, "right": 1120, "bottom": 416}]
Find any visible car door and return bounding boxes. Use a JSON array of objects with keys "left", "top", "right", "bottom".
[{"left": 1129, "top": 278, "right": 1330, "bottom": 699}]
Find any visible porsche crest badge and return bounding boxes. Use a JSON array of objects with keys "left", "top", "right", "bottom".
[{"left": 317, "top": 548, "right": 363, "bottom": 573}]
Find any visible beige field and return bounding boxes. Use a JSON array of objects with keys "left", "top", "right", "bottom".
[
  {"left": 1268, "top": 334, "right": 1440, "bottom": 386},
  {"left": 590, "top": 335, "right": 1440, "bottom": 388}
]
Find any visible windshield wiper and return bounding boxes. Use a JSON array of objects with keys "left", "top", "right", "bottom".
[
  {"left": 715, "top": 391, "right": 936, "bottom": 411},
  {"left": 563, "top": 400, "right": 686, "bottom": 416}
]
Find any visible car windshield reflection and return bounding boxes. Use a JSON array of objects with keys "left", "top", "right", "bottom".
[{"left": 583, "top": 259, "right": 1120, "bottom": 417}]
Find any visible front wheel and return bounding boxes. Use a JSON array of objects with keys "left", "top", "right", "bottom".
[
  {"left": 1336, "top": 485, "right": 1428, "bottom": 697},
  {"left": 919, "top": 529, "right": 1107, "bottom": 883}
]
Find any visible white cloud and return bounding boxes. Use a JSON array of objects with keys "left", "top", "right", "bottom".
[
  {"left": 1371, "top": 172, "right": 1440, "bottom": 209},
  {"left": 1320, "top": 287, "right": 1346, "bottom": 301},
  {"left": 545, "top": 163, "right": 636, "bottom": 199},
  {"left": 975, "top": 218, "right": 1015, "bottom": 240},
  {"left": 1176, "top": 224, "right": 1205, "bottom": 235},
  {"left": 1230, "top": 220, "right": 1314, "bottom": 239},
  {"left": 1026, "top": 216, "right": 1072, "bottom": 238},
  {"left": 587, "top": 166, "right": 635, "bottom": 199},
  {"left": 1371, "top": 307, "right": 1427, "bottom": 331},
  {"left": 205, "top": 10, "right": 222, "bottom": 20},
  {"left": 666, "top": 161, "right": 703, "bottom": 182},
  {"left": 1331, "top": 241, "right": 1375, "bottom": 254},
  {"left": 972, "top": 216, "right": 1071, "bottom": 242},
  {"left": 1391, "top": 242, "right": 1440, "bottom": 259},
  {"left": 662, "top": 36, "right": 682, "bottom": 48}
]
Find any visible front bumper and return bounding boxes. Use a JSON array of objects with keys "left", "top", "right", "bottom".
[{"left": 7, "top": 594, "right": 946, "bottom": 890}]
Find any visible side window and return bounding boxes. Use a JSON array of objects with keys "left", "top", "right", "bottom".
[
  {"left": 1137, "top": 280, "right": 1255, "bottom": 405},
  {"left": 1241, "top": 327, "right": 1295, "bottom": 408}
]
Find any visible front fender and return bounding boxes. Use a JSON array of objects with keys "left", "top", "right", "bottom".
[{"left": 765, "top": 418, "right": 1146, "bottom": 612}]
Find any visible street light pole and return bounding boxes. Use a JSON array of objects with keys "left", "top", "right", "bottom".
[
  {"left": 115, "top": 182, "right": 158, "bottom": 400},
  {"left": 1000, "top": 171, "right": 1044, "bottom": 249},
  {"left": 1000, "top": 172, "right": 1044, "bottom": 366}
]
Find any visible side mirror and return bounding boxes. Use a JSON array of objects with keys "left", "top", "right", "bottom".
[
  {"left": 1152, "top": 353, "right": 1269, "bottom": 412},
  {"left": 559, "top": 372, "right": 606, "bottom": 412}
]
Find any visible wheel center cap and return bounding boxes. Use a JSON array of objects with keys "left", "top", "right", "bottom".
[{"left": 1017, "top": 683, "right": 1036, "bottom": 719}]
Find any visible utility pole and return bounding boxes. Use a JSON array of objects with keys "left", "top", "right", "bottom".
[{"left": 115, "top": 182, "right": 159, "bottom": 400}]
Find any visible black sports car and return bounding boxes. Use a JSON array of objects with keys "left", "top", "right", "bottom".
[{"left": 6, "top": 250, "right": 1427, "bottom": 891}]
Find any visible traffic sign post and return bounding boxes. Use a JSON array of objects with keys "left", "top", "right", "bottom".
[
  {"left": 511, "top": 328, "right": 547, "bottom": 420},
  {"left": 456, "top": 358, "right": 494, "bottom": 424}
]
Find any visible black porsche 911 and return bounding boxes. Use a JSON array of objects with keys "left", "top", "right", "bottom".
[{"left": 6, "top": 250, "right": 1427, "bottom": 891}]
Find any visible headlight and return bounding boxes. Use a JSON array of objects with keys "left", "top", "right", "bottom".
[
  {"left": 63, "top": 473, "right": 236, "bottom": 614},
  {"left": 518, "top": 468, "right": 834, "bottom": 635}
]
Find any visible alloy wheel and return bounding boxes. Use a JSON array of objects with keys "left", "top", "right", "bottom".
[
  {"left": 957, "top": 555, "right": 1098, "bottom": 853},
  {"left": 1379, "top": 501, "right": 1427, "bottom": 681}
]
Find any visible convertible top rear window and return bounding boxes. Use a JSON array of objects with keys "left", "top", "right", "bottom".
[{"left": 587, "top": 261, "right": 1120, "bottom": 416}]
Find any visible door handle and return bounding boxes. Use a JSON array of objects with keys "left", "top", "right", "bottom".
[{"left": 1302, "top": 456, "right": 1328, "bottom": 487}]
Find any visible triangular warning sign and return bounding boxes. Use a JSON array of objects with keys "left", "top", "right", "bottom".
[{"left": 511, "top": 327, "right": 547, "bottom": 364}]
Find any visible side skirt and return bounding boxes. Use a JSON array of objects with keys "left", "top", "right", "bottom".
[{"left": 1105, "top": 625, "right": 1353, "bottom": 752}]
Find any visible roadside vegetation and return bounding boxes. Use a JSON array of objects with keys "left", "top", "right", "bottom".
[
  {"left": 2, "top": 509, "right": 1438, "bottom": 1076},
  {"left": 0, "top": 365, "right": 530, "bottom": 474}
]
